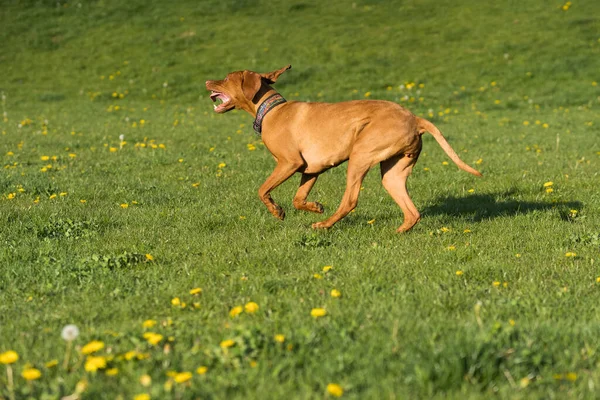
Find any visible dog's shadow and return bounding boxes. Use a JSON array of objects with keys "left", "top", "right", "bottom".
[{"left": 421, "top": 190, "right": 582, "bottom": 222}]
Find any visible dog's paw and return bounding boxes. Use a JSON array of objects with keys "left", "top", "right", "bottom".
[
  {"left": 272, "top": 205, "right": 285, "bottom": 220},
  {"left": 314, "top": 202, "right": 324, "bottom": 214},
  {"left": 311, "top": 221, "right": 330, "bottom": 230}
]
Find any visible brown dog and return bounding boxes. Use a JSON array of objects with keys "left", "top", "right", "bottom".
[{"left": 206, "top": 65, "right": 482, "bottom": 232}]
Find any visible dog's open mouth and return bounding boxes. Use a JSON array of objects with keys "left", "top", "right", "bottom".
[{"left": 210, "top": 91, "right": 233, "bottom": 113}]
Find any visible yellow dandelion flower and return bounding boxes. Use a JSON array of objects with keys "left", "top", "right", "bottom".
[
  {"left": 463, "top": 229, "right": 471, "bottom": 233},
  {"left": 145, "top": 254, "right": 154, "bottom": 261},
  {"left": 565, "top": 252, "right": 576, "bottom": 258},
  {"left": 327, "top": 383, "right": 344, "bottom": 397},
  {"left": 40, "top": 155, "right": 50, "bottom": 161},
  {"left": 244, "top": 301, "right": 259, "bottom": 313},
  {"left": 124, "top": 351, "right": 137, "bottom": 361},
  {"left": 196, "top": 366, "right": 208, "bottom": 375},
  {"left": 192, "top": 182, "right": 200, "bottom": 187},
  {"left": 109, "top": 147, "right": 117, "bottom": 152},
  {"left": 311, "top": 308, "right": 327, "bottom": 318},
  {"left": 546, "top": 188, "right": 554, "bottom": 193},
  {"left": 0, "top": 351, "right": 19, "bottom": 364},
  {"left": 120, "top": 203, "right": 128, "bottom": 208},
  {"left": 523, "top": 121, "right": 530, "bottom": 126},
  {"left": 69, "top": 153, "right": 77, "bottom": 158},
  {"left": 189, "top": 287, "right": 202, "bottom": 295},
  {"left": 274, "top": 334, "right": 285, "bottom": 343},
  {"left": 134, "top": 394, "right": 150, "bottom": 400},
  {"left": 566, "top": 372, "right": 577, "bottom": 382},
  {"left": 467, "top": 188, "right": 475, "bottom": 193},
  {"left": 80, "top": 199, "right": 87, "bottom": 204},
  {"left": 174, "top": 371, "right": 193, "bottom": 383},
  {"left": 142, "top": 319, "right": 156, "bottom": 328},
  {"left": 543, "top": 181, "right": 553, "bottom": 187},
  {"left": 367, "top": 218, "right": 376, "bottom": 225},
  {"left": 84, "top": 355, "right": 107, "bottom": 372},
  {"left": 313, "top": 273, "right": 323, "bottom": 279},
  {"left": 455, "top": 270, "right": 464, "bottom": 276},
  {"left": 446, "top": 245, "right": 456, "bottom": 251},
  {"left": 21, "top": 368, "right": 42, "bottom": 380},
  {"left": 220, "top": 339, "right": 235, "bottom": 349},
  {"left": 229, "top": 305, "right": 243, "bottom": 317},
  {"left": 509, "top": 319, "right": 516, "bottom": 326},
  {"left": 143, "top": 332, "right": 163, "bottom": 345},
  {"left": 475, "top": 158, "right": 483, "bottom": 165},
  {"left": 171, "top": 297, "right": 180, "bottom": 306},
  {"left": 218, "top": 162, "right": 226, "bottom": 168},
  {"left": 492, "top": 281, "right": 501, "bottom": 287},
  {"left": 139, "top": 374, "right": 152, "bottom": 386},
  {"left": 364, "top": 91, "right": 371, "bottom": 97},
  {"left": 81, "top": 340, "right": 104, "bottom": 355},
  {"left": 105, "top": 368, "right": 119, "bottom": 376},
  {"left": 322, "top": 265, "right": 333, "bottom": 272},
  {"left": 442, "top": 161, "right": 449, "bottom": 165},
  {"left": 45, "top": 359, "right": 58, "bottom": 368},
  {"left": 331, "top": 289, "right": 341, "bottom": 298}
]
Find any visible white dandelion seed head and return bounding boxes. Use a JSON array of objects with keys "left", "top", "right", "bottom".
[
  {"left": 163, "top": 82, "right": 168, "bottom": 88},
  {"left": 61, "top": 324, "right": 80, "bottom": 341},
  {"left": 119, "top": 134, "right": 125, "bottom": 141}
]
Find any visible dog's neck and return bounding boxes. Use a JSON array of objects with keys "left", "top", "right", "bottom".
[
  {"left": 243, "top": 87, "right": 286, "bottom": 135},
  {"left": 247, "top": 86, "right": 279, "bottom": 116},
  {"left": 252, "top": 93, "right": 286, "bottom": 135}
]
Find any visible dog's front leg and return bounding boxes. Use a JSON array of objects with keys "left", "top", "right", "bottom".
[
  {"left": 293, "top": 173, "right": 324, "bottom": 214},
  {"left": 258, "top": 162, "right": 301, "bottom": 220}
]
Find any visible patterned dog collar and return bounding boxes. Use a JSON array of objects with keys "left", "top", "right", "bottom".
[{"left": 253, "top": 94, "right": 287, "bottom": 135}]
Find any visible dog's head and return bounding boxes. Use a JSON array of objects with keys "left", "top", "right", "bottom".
[{"left": 205, "top": 65, "right": 291, "bottom": 113}]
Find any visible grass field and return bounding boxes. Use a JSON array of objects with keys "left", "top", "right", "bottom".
[{"left": 1, "top": 0, "right": 599, "bottom": 398}]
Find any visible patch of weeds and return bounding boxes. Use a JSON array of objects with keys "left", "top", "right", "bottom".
[
  {"left": 296, "top": 233, "right": 332, "bottom": 249},
  {"left": 569, "top": 232, "right": 600, "bottom": 246},
  {"left": 37, "top": 217, "right": 97, "bottom": 240},
  {"left": 560, "top": 208, "right": 584, "bottom": 223},
  {"left": 205, "top": 327, "right": 269, "bottom": 369},
  {"left": 79, "top": 252, "right": 150, "bottom": 270}
]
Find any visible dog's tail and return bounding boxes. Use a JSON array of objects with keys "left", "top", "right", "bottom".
[{"left": 416, "top": 117, "right": 482, "bottom": 177}]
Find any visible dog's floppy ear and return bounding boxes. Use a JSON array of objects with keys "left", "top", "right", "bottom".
[
  {"left": 260, "top": 64, "right": 292, "bottom": 84},
  {"left": 242, "top": 70, "right": 263, "bottom": 101}
]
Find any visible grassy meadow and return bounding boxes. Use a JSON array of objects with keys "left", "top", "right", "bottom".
[{"left": 1, "top": 0, "right": 600, "bottom": 398}]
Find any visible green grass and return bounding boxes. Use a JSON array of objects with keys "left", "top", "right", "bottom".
[{"left": 1, "top": 0, "right": 600, "bottom": 398}]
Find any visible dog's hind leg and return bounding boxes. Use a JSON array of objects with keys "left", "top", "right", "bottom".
[
  {"left": 259, "top": 161, "right": 302, "bottom": 220},
  {"left": 312, "top": 157, "right": 371, "bottom": 229},
  {"left": 293, "top": 173, "right": 324, "bottom": 214},
  {"left": 380, "top": 154, "right": 420, "bottom": 233}
]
